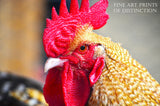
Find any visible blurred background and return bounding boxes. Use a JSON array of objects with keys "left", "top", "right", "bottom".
[{"left": 0, "top": 0, "right": 160, "bottom": 83}]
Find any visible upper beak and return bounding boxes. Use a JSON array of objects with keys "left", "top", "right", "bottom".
[{"left": 44, "top": 58, "right": 68, "bottom": 73}]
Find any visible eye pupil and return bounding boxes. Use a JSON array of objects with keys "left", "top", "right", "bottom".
[{"left": 80, "top": 45, "right": 86, "bottom": 50}]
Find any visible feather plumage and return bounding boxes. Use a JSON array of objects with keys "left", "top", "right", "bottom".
[{"left": 70, "top": 25, "right": 160, "bottom": 105}]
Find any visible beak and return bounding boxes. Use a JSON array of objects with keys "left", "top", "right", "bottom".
[{"left": 44, "top": 58, "right": 68, "bottom": 73}]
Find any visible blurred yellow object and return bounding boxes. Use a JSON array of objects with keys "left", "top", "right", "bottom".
[{"left": 27, "top": 88, "right": 47, "bottom": 105}]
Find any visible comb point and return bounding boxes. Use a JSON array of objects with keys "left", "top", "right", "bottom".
[
  {"left": 46, "top": 19, "right": 53, "bottom": 27},
  {"left": 59, "top": 0, "right": 69, "bottom": 17},
  {"left": 80, "top": 0, "right": 89, "bottom": 12},
  {"left": 70, "top": 0, "right": 79, "bottom": 14},
  {"left": 51, "top": 7, "right": 58, "bottom": 21}
]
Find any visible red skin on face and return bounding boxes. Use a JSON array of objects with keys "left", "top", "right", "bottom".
[{"left": 43, "top": 44, "right": 105, "bottom": 106}]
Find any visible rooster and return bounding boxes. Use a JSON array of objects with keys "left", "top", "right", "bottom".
[{"left": 43, "top": 0, "right": 160, "bottom": 106}]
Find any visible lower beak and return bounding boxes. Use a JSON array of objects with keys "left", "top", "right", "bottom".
[{"left": 44, "top": 58, "right": 68, "bottom": 73}]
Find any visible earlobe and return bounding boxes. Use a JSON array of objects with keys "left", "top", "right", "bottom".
[{"left": 89, "top": 57, "right": 105, "bottom": 87}]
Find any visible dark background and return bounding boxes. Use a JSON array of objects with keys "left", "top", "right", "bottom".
[{"left": 0, "top": 0, "right": 160, "bottom": 83}]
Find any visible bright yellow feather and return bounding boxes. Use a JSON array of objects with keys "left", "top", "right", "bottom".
[{"left": 70, "top": 25, "right": 160, "bottom": 105}]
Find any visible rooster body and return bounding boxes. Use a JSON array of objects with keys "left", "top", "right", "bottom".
[{"left": 43, "top": 0, "right": 160, "bottom": 105}]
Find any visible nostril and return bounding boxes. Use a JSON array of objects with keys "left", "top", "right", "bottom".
[{"left": 97, "top": 43, "right": 102, "bottom": 46}]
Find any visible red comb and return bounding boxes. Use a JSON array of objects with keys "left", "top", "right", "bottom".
[{"left": 43, "top": 0, "right": 109, "bottom": 57}]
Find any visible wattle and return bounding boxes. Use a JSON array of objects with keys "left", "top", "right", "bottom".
[
  {"left": 43, "top": 68, "right": 65, "bottom": 106},
  {"left": 43, "top": 62, "right": 91, "bottom": 106}
]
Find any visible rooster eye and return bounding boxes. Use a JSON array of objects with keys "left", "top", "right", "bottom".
[
  {"left": 79, "top": 45, "right": 88, "bottom": 52},
  {"left": 80, "top": 46, "right": 85, "bottom": 50}
]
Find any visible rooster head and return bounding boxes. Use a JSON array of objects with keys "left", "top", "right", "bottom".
[
  {"left": 43, "top": 37, "right": 106, "bottom": 106},
  {"left": 43, "top": 0, "right": 109, "bottom": 105}
]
